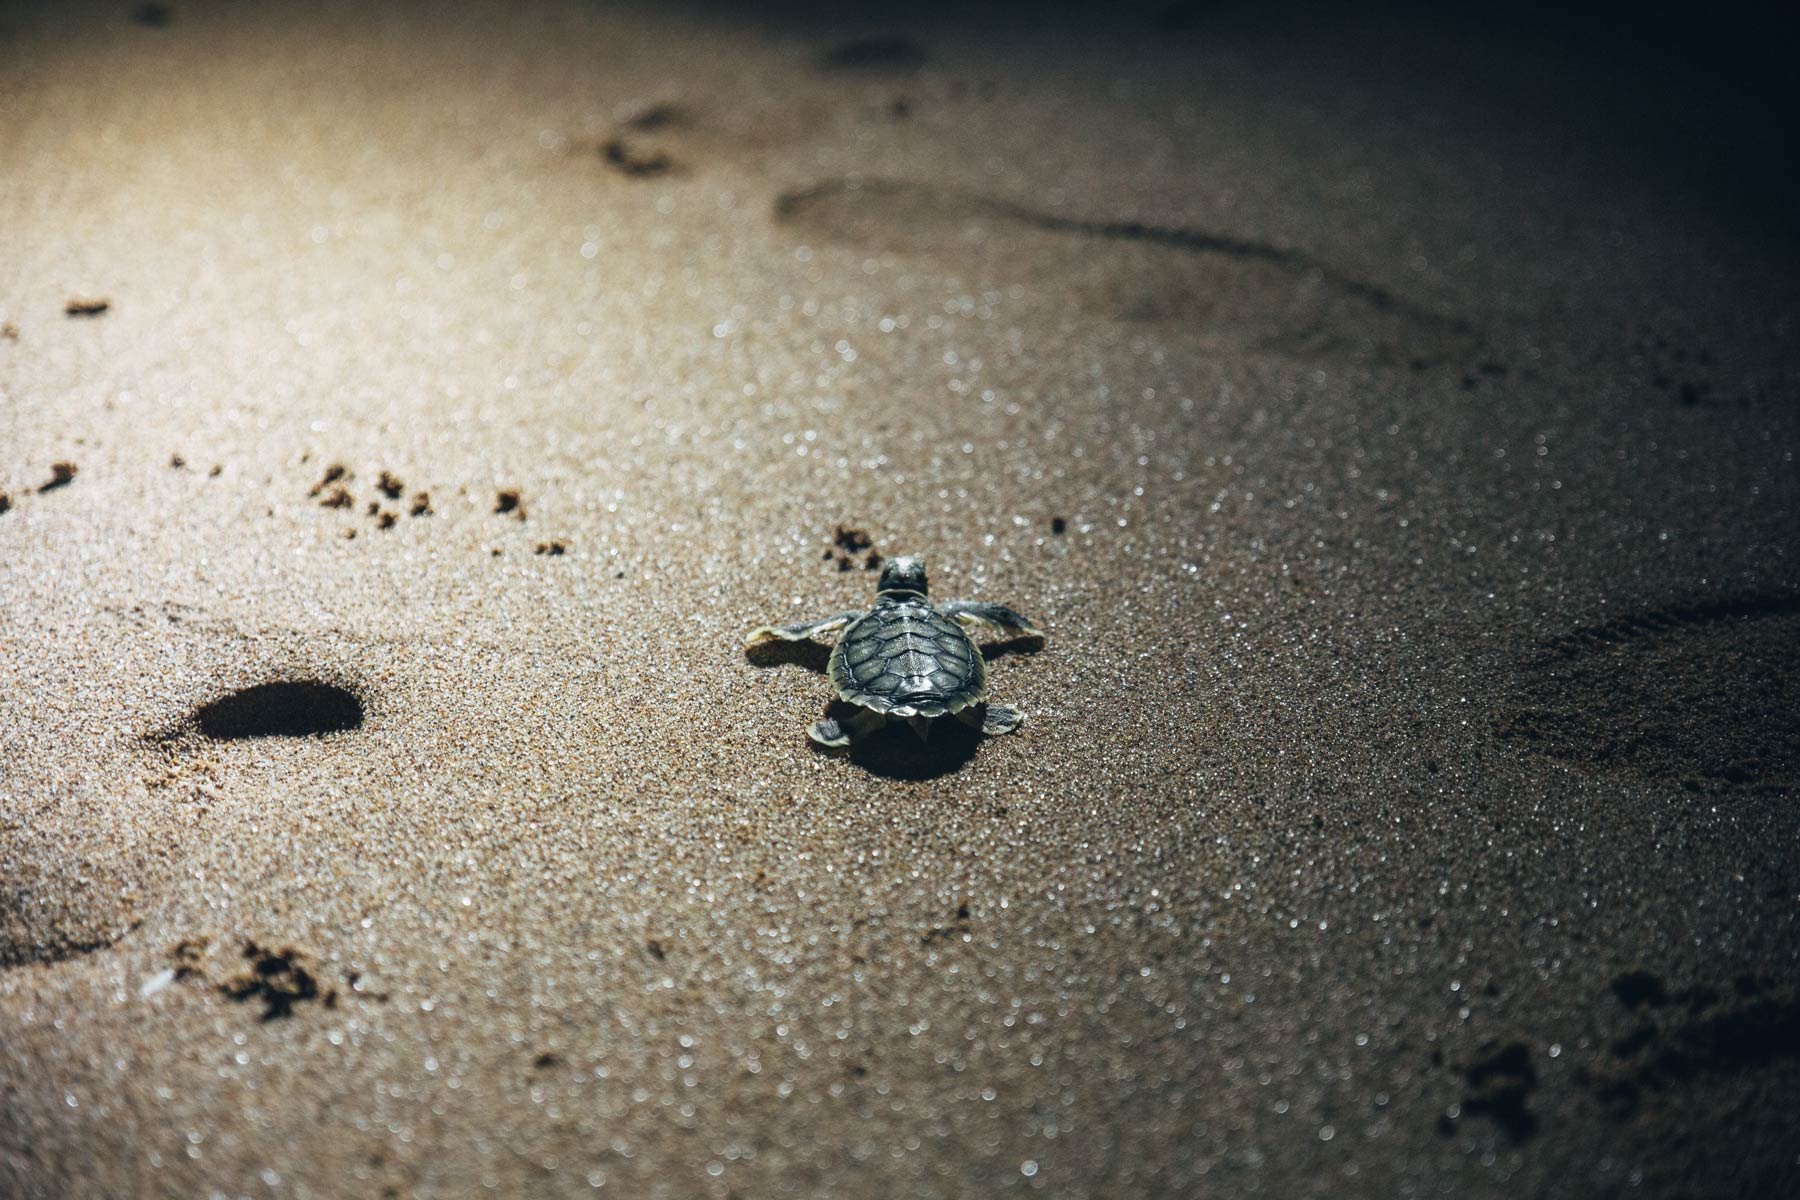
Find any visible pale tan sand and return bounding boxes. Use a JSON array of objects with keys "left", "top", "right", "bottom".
[{"left": 3, "top": 1, "right": 1799, "bottom": 1196}]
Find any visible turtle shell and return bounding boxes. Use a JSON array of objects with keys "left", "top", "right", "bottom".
[{"left": 828, "top": 597, "right": 987, "bottom": 719}]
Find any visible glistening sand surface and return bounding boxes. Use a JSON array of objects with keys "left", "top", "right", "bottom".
[{"left": 2, "top": 1, "right": 1798, "bottom": 1196}]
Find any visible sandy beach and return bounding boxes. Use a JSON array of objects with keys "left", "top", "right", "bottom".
[{"left": 3, "top": 1, "right": 1797, "bottom": 1195}]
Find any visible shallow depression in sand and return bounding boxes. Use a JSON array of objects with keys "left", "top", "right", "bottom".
[
  {"left": 1500, "top": 596, "right": 1800, "bottom": 792},
  {"left": 773, "top": 177, "right": 1482, "bottom": 368},
  {"left": 191, "top": 680, "right": 364, "bottom": 740}
]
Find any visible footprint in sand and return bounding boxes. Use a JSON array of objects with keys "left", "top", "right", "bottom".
[
  {"left": 1497, "top": 594, "right": 1800, "bottom": 793},
  {"left": 577, "top": 98, "right": 830, "bottom": 178},
  {"left": 773, "top": 177, "right": 1482, "bottom": 369},
  {"left": 1585, "top": 970, "right": 1800, "bottom": 1117},
  {"left": 0, "top": 669, "right": 367, "bottom": 970},
  {"left": 1436, "top": 971, "right": 1800, "bottom": 1144},
  {"left": 184, "top": 680, "right": 365, "bottom": 741},
  {"left": 1438, "top": 1040, "right": 1539, "bottom": 1144}
]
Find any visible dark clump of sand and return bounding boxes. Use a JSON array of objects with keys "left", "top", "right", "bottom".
[
  {"left": 2, "top": 1, "right": 1798, "bottom": 1198},
  {"left": 215, "top": 940, "right": 338, "bottom": 1021},
  {"left": 601, "top": 135, "right": 676, "bottom": 178},
  {"left": 37, "top": 461, "right": 77, "bottom": 492},
  {"left": 824, "top": 522, "right": 883, "bottom": 571}
]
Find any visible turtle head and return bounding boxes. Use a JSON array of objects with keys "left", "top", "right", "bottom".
[{"left": 876, "top": 555, "right": 929, "bottom": 597}]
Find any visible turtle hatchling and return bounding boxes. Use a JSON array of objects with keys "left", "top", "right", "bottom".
[{"left": 747, "top": 555, "right": 1043, "bottom": 747}]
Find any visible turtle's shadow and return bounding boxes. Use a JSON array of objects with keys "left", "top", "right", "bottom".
[
  {"left": 745, "top": 638, "right": 832, "bottom": 673},
  {"left": 821, "top": 703, "right": 983, "bottom": 781},
  {"left": 980, "top": 634, "right": 1046, "bottom": 663}
]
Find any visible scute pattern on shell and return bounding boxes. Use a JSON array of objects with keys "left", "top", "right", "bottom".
[{"left": 828, "top": 597, "right": 987, "bottom": 718}]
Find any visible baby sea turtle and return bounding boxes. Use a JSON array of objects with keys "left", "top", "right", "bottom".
[{"left": 747, "top": 555, "right": 1042, "bottom": 747}]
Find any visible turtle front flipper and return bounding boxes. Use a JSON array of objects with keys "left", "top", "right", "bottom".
[
  {"left": 939, "top": 600, "right": 1043, "bottom": 641},
  {"left": 746, "top": 611, "right": 864, "bottom": 646},
  {"left": 808, "top": 708, "right": 886, "bottom": 748}
]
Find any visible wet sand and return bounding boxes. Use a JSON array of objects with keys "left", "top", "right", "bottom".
[{"left": 3, "top": 1, "right": 1798, "bottom": 1196}]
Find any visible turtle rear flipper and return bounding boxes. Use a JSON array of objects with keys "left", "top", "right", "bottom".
[
  {"left": 959, "top": 704, "right": 1025, "bottom": 737},
  {"left": 808, "top": 709, "right": 885, "bottom": 748}
]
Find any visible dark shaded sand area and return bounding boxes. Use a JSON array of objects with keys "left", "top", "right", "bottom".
[{"left": 2, "top": 0, "right": 1797, "bottom": 1195}]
